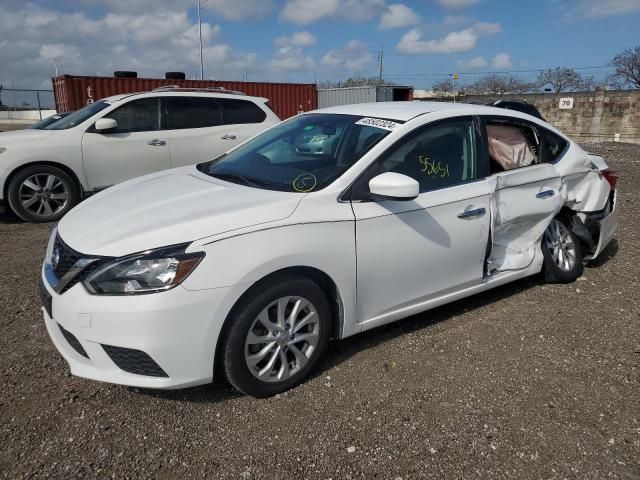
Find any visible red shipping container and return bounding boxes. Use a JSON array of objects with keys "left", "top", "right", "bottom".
[{"left": 52, "top": 75, "right": 317, "bottom": 119}]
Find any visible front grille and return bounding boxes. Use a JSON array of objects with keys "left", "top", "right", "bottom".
[
  {"left": 102, "top": 345, "right": 168, "bottom": 377},
  {"left": 50, "top": 235, "right": 108, "bottom": 294},
  {"left": 58, "top": 323, "right": 89, "bottom": 358},
  {"left": 52, "top": 235, "right": 82, "bottom": 279}
]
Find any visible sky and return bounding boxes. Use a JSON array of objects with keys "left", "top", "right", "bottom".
[{"left": 0, "top": 0, "right": 639, "bottom": 98}]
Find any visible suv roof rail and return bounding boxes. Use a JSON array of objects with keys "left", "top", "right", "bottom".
[{"left": 151, "top": 85, "right": 246, "bottom": 95}]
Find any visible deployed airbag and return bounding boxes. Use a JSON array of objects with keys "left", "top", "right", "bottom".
[{"left": 487, "top": 125, "right": 536, "bottom": 170}]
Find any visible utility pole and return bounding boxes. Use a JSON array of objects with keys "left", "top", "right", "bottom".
[
  {"left": 197, "top": 0, "right": 209, "bottom": 80},
  {"left": 451, "top": 73, "right": 459, "bottom": 103},
  {"left": 377, "top": 44, "right": 384, "bottom": 83}
]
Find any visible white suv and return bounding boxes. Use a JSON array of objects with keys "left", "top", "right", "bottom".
[{"left": 0, "top": 88, "right": 279, "bottom": 222}]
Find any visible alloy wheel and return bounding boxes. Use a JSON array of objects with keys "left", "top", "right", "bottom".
[
  {"left": 544, "top": 219, "right": 577, "bottom": 272},
  {"left": 18, "top": 174, "right": 69, "bottom": 217},
  {"left": 244, "top": 296, "right": 319, "bottom": 383}
]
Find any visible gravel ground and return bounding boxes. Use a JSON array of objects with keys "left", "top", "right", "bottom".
[{"left": 0, "top": 143, "right": 638, "bottom": 479}]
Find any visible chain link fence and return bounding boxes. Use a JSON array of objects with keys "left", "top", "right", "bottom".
[{"left": 0, "top": 87, "right": 56, "bottom": 130}]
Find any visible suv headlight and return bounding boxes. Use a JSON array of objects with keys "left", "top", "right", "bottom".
[{"left": 83, "top": 244, "right": 204, "bottom": 295}]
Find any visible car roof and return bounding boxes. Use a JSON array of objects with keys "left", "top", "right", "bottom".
[
  {"left": 100, "top": 91, "right": 268, "bottom": 104},
  {"left": 313, "top": 101, "right": 533, "bottom": 122}
]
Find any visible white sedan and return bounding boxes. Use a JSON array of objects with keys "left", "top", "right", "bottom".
[{"left": 39, "top": 102, "right": 618, "bottom": 397}]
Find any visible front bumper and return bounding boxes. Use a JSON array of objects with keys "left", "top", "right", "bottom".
[{"left": 40, "top": 270, "right": 246, "bottom": 389}]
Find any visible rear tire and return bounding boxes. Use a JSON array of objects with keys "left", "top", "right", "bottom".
[
  {"left": 221, "top": 275, "right": 331, "bottom": 398},
  {"left": 7, "top": 165, "right": 79, "bottom": 223},
  {"left": 541, "top": 217, "right": 583, "bottom": 283}
]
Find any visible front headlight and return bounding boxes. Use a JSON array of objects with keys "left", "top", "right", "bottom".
[
  {"left": 44, "top": 226, "right": 58, "bottom": 265},
  {"left": 0, "top": 147, "right": 6, "bottom": 154},
  {"left": 83, "top": 244, "right": 204, "bottom": 295}
]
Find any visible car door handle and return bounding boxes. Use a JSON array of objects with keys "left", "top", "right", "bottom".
[
  {"left": 457, "top": 207, "right": 486, "bottom": 219},
  {"left": 147, "top": 139, "right": 166, "bottom": 146},
  {"left": 221, "top": 134, "right": 237, "bottom": 140},
  {"left": 536, "top": 190, "right": 555, "bottom": 199}
]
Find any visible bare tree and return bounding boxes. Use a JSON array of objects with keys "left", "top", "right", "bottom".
[
  {"left": 467, "top": 74, "right": 533, "bottom": 95},
  {"left": 318, "top": 76, "right": 396, "bottom": 88},
  {"left": 579, "top": 75, "right": 601, "bottom": 92},
  {"left": 610, "top": 46, "right": 640, "bottom": 89},
  {"left": 537, "top": 67, "right": 585, "bottom": 94},
  {"left": 431, "top": 78, "right": 455, "bottom": 94}
]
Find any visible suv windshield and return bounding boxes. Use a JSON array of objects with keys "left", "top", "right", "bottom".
[
  {"left": 45, "top": 101, "right": 110, "bottom": 130},
  {"left": 28, "top": 112, "right": 70, "bottom": 130},
  {"left": 197, "top": 113, "right": 395, "bottom": 192}
]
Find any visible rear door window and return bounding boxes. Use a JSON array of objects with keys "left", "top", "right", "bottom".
[
  {"left": 540, "top": 128, "right": 569, "bottom": 163},
  {"left": 218, "top": 99, "right": 267, "bottom": 125},
  {"left": 164, "top": 97, "right": 223, "bottom": 130}
]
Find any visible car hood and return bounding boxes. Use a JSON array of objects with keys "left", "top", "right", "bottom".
[
  {"left": 0, "top": 129, "right": 56, "bottom": 144},
  {"left": 58, "top": 167, "right": 304, "bottom": 257}
]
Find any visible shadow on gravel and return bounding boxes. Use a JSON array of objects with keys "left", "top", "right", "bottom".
[
  {"left": 586, "top": 239, "right": 619, "bottom": 268},
  {"left": 133, "top": 381, "right": 243, "bottom": 404},
  {"left": 315, "top": 276, "right": 540, "bottom": 378},
  {"left": 0, "top": 211, "right": 21, "bottom": 224}
]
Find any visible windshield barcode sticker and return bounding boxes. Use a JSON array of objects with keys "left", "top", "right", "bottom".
[{"left": 355, "top": 117, "right": 401, "bottom": 131}]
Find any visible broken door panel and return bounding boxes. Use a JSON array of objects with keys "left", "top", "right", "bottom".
[{"left": 488, "top": 164, "right": 565, "bottom": 273}]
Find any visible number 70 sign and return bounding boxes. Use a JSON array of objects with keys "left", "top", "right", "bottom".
[{"left": 559, "top": 97, "right": 574, "bottom": 109}]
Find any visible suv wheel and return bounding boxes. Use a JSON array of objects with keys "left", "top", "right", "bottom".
[
  {"left": 7, "top": 165, "right": 79, "bottom": 223},
  {"left": 222, "top": 275, "right": 331, "bottom": 397}
]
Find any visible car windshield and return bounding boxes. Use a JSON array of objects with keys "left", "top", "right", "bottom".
[
  {"left": 28, "top": 112, "right": 70, "bottom": 130},
  {"left": 197, "top": 113, "right": 396, "bottom": 192},
  {"left": 44, "top": 101, "right": 110, "bottom": 130}
]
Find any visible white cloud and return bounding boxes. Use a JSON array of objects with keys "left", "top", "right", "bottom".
[
  {"left": 471, "top": 21, "right": 501, "bottom": 35},
  {"left": 274, "top": 31, "right": 317, "bottom": 48},
  {"left": 280, "top": 0, "right": 386, "bottom": 25},
  {"left": 80, "top": 0, "right": 274, "bottom": 20},
  {"left": 268, "top": 46, "right": 316, "bottom": 71},
  {"left": 443, "top": 15, "right": 472, "bottom": 26},
  {"left": 397, "top": 21, "right": 500, "bottom": 55},
  {"left": 201, "top": 0, "right": 275, "bottom": 20},
  {"left": 492, "top": 52, "right": 512, "bottom": 68},
  {"left": 379, "top": 4, "right": 421, "bottom": 30},
  {"left": 573, "top": 0, "right": 640, "bottom": 17},
  {"left": 0, "top": 3, "right": 255, "bottom": 89},
  {"left": 434, "top": 0, "right": 480, "bottom": 8},
  {"left": 322, "top": 40, "right": 374, "bottom": 71},
  {"left": 460, "top": 56, "right": 488, "bottom": 69},
  {"left": 397, "top": 28, "right": 477, "bottom": 54}
]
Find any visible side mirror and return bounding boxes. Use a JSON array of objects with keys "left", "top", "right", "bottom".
[
  {"left": 94, "top": 118, "right": 118, "bottom": 132},
  {"left": 369, "top": 172, "right": 419, "bottom": 201}
]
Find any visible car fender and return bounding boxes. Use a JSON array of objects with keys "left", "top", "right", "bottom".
[
  {"left": 0, "top": 132, "right": 89, "bottom": 193},
  {"left": 182, "top": 221, "right": 358, "bottom": 338}
]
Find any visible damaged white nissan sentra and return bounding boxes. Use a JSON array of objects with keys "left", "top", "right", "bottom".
[{"left": 39, "top": 102, "right": 618, "bottom": 397}]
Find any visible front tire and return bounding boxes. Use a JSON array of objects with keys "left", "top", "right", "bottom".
[
  {"left": 541, "top": 217, "right": 583, "bottom": 283},
  {"left": 7, "top": 165, "right": 79, "bottom": 223},
  {"left": 222, "top": 275, "right": 331, "bottom": 398}
]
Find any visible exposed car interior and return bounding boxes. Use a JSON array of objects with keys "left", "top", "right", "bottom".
[{"left": 487, "top": 120, "right": 540, "bottom": 173}]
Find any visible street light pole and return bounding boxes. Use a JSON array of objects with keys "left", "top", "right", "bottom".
[{"left": 197, "top": 0, "right": 208, "bottom": 80}]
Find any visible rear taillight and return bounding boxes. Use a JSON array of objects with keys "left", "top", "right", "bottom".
[{"left": 602, "top": 168, "right": 618, "bottom": 191}]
